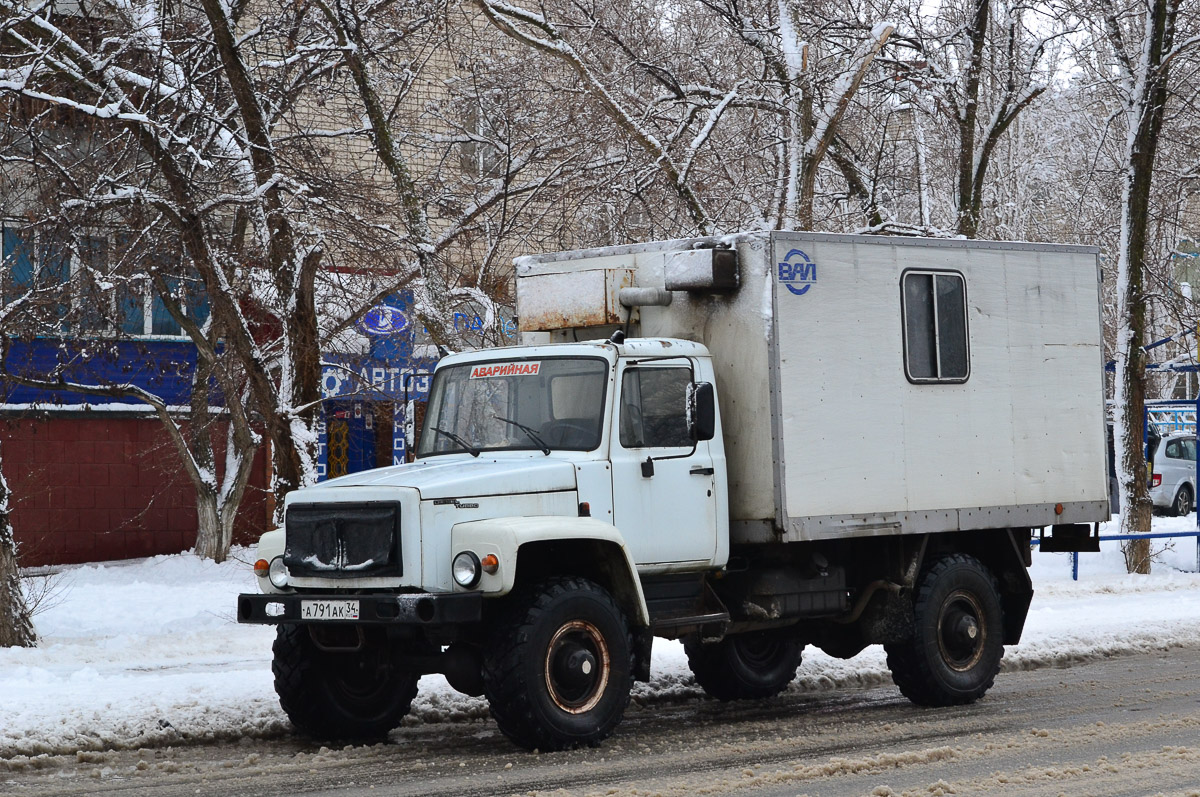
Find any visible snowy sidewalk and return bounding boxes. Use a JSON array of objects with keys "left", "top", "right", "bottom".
[{"left": 3, "top": 517, "right": 1200, "bottom": 761}]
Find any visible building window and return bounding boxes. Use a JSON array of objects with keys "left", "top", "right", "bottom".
[
  {"left": 901, "top": 270, "right": 969, "bottom": 383},
  {"left": 2, "top": 223, "right": 208, "bottom": 337},
  {"left": 458, "top": 106, "right": 506, "bottom": 179},
  {"left": 3, "top": 226, "right": 72, "bottom": 326}
]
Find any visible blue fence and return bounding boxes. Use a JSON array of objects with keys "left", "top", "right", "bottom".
[
  {"left": 1146, "top": 404, "right": 1197, "bottom": 434},
  {"left": 1034, "top": 531, "right": 1200, "bottom": 580}
]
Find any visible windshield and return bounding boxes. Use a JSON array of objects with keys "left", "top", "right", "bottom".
[{"left": 417, "top": 357, "right": 610, "bottom": 457}]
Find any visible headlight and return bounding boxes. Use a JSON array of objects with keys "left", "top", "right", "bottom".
[
  {"left": 452, "top": 551, "right": 481, "bottom": 588},
  {"left": 268, "top": 556, "right": 290, "bottom": 589}
]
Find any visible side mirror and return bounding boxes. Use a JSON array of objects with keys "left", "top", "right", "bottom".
[{"left": 687, "top": 382, "right": 716, "bottom": 442}]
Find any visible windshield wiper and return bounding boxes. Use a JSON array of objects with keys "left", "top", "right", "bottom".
[
  {"left": 494, "top": 415, "right": 551, "bottom": 456},
  {"left": 430, "top": 426, "right": 480, "bottom": 457}
]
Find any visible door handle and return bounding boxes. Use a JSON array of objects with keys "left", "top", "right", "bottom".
[{"left": 689, "top": 466, "right": 714, "bottom": 476}]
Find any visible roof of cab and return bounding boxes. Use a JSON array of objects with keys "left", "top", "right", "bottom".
[{"left": 437, "top": 337, "right": 710, "bottom": 368}]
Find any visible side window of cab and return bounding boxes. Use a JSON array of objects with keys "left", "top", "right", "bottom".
[{"left": 619, "top": 367, "right": 691, "bottom": 449}]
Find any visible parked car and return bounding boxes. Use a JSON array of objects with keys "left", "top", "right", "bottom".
[{"left": 1149, "top": 431, "right": 1197, "bottom": 516}]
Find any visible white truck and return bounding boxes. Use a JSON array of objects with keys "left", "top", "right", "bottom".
[{"left": 238, "top": 231, "right": 1109, "bottom": 751}]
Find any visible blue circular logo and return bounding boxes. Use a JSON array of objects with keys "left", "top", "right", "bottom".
[
  {"left": 778, "top": 249, "right": 817, "bottom": 296},
  {"left": 356, "top": 305, "right": 409, "bottom": 336}
]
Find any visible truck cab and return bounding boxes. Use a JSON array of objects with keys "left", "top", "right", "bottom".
[{"left": 417, "top": 339, "right": 728, "bottom": 573}]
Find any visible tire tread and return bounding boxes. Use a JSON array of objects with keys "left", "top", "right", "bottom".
[
  {"left": 482, "top": 577, "right": 632, "bottom": 751},
  {"left": 684, "top": 631, "right": 802, "bottom": 702},
  {"left": 272, "top": 624, "right": 418, "bottom": 740},
  {"left": 885, "top": 553, "right": 1003, "bottom": 707}
]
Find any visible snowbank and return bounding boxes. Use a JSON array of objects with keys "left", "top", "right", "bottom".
[{"left": 2, "top": 515, "right": 1198, "bottom": 760}]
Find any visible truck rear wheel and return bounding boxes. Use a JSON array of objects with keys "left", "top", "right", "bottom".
[
  {"left": 685, "top": 630, "right": 802, "bottom": 701},
  {"left": 482, "top": 577, "right": 633, "bottom": 751},
  {"left": 272, "top": 624, "right": 419, "bottom": 740},
  {"left": 885, "top": 554, "right": 1004, "bottom": 707}
]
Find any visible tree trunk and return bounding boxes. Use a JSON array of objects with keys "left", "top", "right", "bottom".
[
  {"left": 190, "top": 427, "right": 259, "bottom": 562},
  {"left": 1113, "top": 0, "right": 1175, "bottom": 574},
  {"left": 192, "top": 488, "right": 226, "bottom": 563},
  {"left": 0, "top": 442, "right": 35, "bottom": 648},
  {"left": 955, "top": 0, "right": 989, "bottom": 238}
]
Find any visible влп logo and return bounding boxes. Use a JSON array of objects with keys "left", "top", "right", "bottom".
[{"left": 778, "top": 249, "right": 817, "bottom": 296}]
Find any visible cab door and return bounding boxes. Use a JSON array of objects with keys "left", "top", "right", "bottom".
[{"left": 610, "top": 362, "right": 718, "bottom": 567}]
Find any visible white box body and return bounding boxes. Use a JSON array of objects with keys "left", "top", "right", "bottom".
[{"left": 515, "top": 232, "right": 1109, "bottom": 544}]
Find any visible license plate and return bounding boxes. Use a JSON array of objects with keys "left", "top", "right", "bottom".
[{"left": 301, "top": 599, "right": 360, "bottom": 621}]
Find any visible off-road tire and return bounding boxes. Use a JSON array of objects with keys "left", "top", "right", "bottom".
[
  {"left": 1172, "top": 484, "right": 1194, "bottom": 517},
  {"left": 481, "top": 577, "right": 633, "bottom": 751},
  {"left": 885, "top": 554, "right": 1004, "bottom": 707},
  {"left": 272, "top": 624, "right": 419, "bottom": 740},
  {"left": 685, "top": 630, "right": 802, "bottom": 701}
]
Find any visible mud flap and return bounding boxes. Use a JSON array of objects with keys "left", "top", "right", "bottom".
[{"left": 1039, "top": 523, "right": 1100, "bottom": 553}]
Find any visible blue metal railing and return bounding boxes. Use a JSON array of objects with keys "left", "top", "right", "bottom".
[
  {"left": 1033, "top": 531, "right": 1200, "bottom": 580},
  {"left": 1146, "top": 407, "right": 1197, "bottom": 434}
]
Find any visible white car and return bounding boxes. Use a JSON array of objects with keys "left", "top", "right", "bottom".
[{"left": 1149, "top": 432, "right": 1197, "bottom": 516}]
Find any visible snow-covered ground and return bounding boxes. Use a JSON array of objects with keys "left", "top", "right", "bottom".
[{"left": 2, "top": 516, "right": 1199, "bottom": 762}]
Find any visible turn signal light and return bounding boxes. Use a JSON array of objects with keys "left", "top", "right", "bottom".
[
  {"left": 481, "top": 554, "right": 500, "bottom": 574},
  {"left": 253, "top": 559, "right": 270, "bottom": 577}
]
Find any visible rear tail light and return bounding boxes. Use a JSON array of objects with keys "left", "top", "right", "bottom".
[{"left": 1151, "top": 474, "right": 1162, "bottom": 488}]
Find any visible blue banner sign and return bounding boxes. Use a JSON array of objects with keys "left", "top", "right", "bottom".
[
  {"left": 321, "top": 354, "right": 434, "bottom": 401},
  {"left": 0, "top": 338, "right": 200, "bottom": 407}
]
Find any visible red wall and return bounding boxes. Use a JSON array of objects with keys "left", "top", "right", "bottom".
[{"left": 2, "top": 415, "right": 270, "bottom": 567}]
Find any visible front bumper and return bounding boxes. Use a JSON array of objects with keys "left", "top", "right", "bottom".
[{"left": 237, "top": 591, "right": 482, "bottom": 626}]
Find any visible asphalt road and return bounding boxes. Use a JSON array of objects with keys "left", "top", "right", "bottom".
[{"left": 5, "top": 643, "right": 1200, "bottom": 797}]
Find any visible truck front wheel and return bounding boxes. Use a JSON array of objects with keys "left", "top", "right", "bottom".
[
  {"left": 685, "top": 630, "right": 802, "bottom": 701},
  {"left": 272, "top": 624, "right": 420, "bottom": 740},
  {"left": 482, "top": 577, "right": 633, "bottom": 751},
  {"left": 885, "top": 554, "right": 1004, "bottom": 707}
]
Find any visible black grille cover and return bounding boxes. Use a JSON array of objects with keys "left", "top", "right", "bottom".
[{"left": 283, "top": 502, "right": 402, "bottom": 579}]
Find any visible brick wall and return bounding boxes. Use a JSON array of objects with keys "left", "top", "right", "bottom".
[{"left": 2, "top": 415, "right": 270, "bottom": 566}]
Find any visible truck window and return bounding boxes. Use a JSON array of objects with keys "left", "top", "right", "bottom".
[
  {"left": 902, "top": 270, "right": 969, "bottom": 383},
  {"left": 619, "top": 367, "right": 691, "bottom": 448},
  {"left": 417, "top": 357, "right": 607, "bottom": 456}
]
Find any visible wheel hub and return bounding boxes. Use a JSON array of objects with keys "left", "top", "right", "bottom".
[
  {"left": 937, "top": 590, "right": 986, "bottom": 672},
  {"left": 554, "top": 646, "right": 597, "bottom": 688},
  {"left": 953, "top": 615, "right": 979, "bottom": 642},
  {"left": 544, "top": 620, "right": 610, "bottom": 714}
]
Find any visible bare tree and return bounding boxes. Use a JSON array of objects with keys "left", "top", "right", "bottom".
[
  {"left": 883, "top": 0, "right": 1067, "bottom": 237},
  {"left": 1, "top": 0, "right": 601, "bottom": 553},
  {"left": 470, "top": 0, "right": 717, "bottom": 234},
  {"left": 298, "top": 0, "right": 594, "bottom": 344},
  {"left": 0, "top": 0, "right": 329, "bottom": 508},
  {"left": 0, "top": 253, "right": 45, "bottom": 646},
  {"left": 1076, "top": 0, "right": 1200, "bottom": 571},
  {"left": 0, "top": 440, "right": 35, "bottom": 647},
  {"left": 468, "top": 0, "right": 898, "bottom": 235},
  {"left": 0, "top": 0, "right": 324, "bottom": 546}
]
